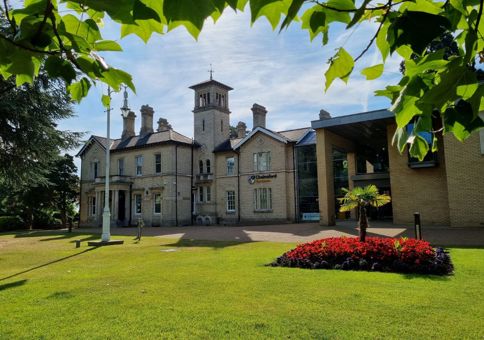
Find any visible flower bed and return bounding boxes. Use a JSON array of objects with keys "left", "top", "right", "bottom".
[{"left": 270, "top": 237, "right": 453, "bottom": 275}]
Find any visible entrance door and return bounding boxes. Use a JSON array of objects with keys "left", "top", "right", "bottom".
[{"left": 118, "top": 190, "right": 126, "bottom": 222}]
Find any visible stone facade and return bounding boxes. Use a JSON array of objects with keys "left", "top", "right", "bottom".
[{"left": 78, "top": 79, "right": 313, "bottom": 227}]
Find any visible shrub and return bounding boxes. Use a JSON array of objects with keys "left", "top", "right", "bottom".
[
  {"left": 0, "top": 216, "right": 26, "bottom": 231},
  {"left": 270, "top": 237, "right": 453, "bottom": 276}
]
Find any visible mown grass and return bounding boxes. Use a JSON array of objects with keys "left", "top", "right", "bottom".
[{"left": 0, "top": 231, "right": 483, "bottom": 339}]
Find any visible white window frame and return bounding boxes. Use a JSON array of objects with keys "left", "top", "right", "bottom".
[
  {"left": 206, "top": 186, "right": 211, "bottom": 202},
  {"left": 254, "top": 188, "right": 272, "bottom": 211},
  {"left": 134, "top": 194, "right": 142, "bottom": 215},
  {"left": 206, "top": 159, "right": 211, "bottom": 173},
  {"left": 226, "top": 157, "right": 235, "bottom": 176},
  {"left": 253, "top": 152, "right": 271, "bottom": 172},
  {"left": 135, "top": 155, "right": 143, "bottom": 176},
  {"left": 226, "top": 191, "right": 235, "bottom": 212},
  {"left": 89, "top": 196, "right": 96, "bottom": 216},
  {"left": 91, "top": 160, "right": 99, "bottom": 179},
  {"left": 154, "top": 193, "right": 161, "bottom": 214},
  {"left": 118, "top": 158, "right": 124, "bottom": 176},
  {"left": 155, "top": 153, "right": 162, "bottom": 174}
]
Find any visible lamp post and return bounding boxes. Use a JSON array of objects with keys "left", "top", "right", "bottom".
[{"left": 101, "top": 87, "right": 112, "bottom": 242}]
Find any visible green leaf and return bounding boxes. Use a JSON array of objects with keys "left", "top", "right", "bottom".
[
  {"left": 392, "top": 127, "right": 409, "bottom": 153},
  {"left": 389, "top": 11, "right": 451, "bottom": 55},
  {"left": 301, "top": 6, "right": 328, "bottom": 41},
  {"left": 93, "top": 40, "right": 123, "bottom": 51},
  {"left": 100, "top": 68, "right": 136, "bottom": 93},
  {"left": 324, "top": 47, "right": 354, "bottom": 91},
  {"left": 361, "top": 64, "right": 383, "bottom": 80},
  {"left": 68, "top": 78, "right": 91, "bottom": 102},
  {"left": 133, "top": 0, "right": 161, "bottom": 21},
  {"left": 324, "top": 0, "right": 353, "bottom": 24},
  {"left": 347, "top": 0, "right": 371, "bottom": 29},
  {"left": 376, "top": 20, "right": 390, "bottom": 61},
  {"left": 280, "top": 0, "right": 304, "bottom": 31},
  {"left": 250, "top": 0, "right": 290, "bottom": 29},
  {"left": 60, "top": 14, "right": 102, "bottom": 44},
  {"left": 102, "top": 94, "right": 111, "bottom": 108},
  {"left": 404, "top": 50, "right": 449, "bottom": 77},
  {"left": 421, "top": 62, "right": 476, "bottom": 109},
  {"left": 409, "top": 134, "right": 429, "bottom": 161},
  {"left": 163, "top": 0, "right": 217, "bottom": 39},
  {"left": 44, "top": 56, "right": 77, "bottom": 84}
]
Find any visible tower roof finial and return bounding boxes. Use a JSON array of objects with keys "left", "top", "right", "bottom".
[
  {"left": 121, "top": 85, "right": 129, "bottom": 110},
  {"left": 208, "top": 64, "right": 214, "bottom": 80}
]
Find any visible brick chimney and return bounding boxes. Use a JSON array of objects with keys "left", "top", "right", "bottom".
[
  {"left": 252, "top": 103, "right": 267, "bottom": 129},
  {"left": 319, "top": 109, "right": 332, "bottom": 120},
  {"left": 157, "top": 117, "right": 172, "bottom": 132},
  {"left": 140, "top": 105, "right": 154, "bottom": 137},
  {"left": 236, "top": 121, "right": 247, "bottom": 138},
  {"left": 121, "top": 111, "right": 136, "bottom": 140}
]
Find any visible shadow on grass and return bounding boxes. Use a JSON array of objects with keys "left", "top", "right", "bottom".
[
  {"left": 47, "top": 291, "right": 74, "bottom": 299},
  {"left": 0, "top": 279, "right": 28, "bottom": 292},
  {"left": 0, "top": 247, "right": 97, "bottom": 282},
  {"left": 162, "top": 238, "right": 256, "bottom": 249},
  {"left": 8, "top": 230, "right": 100, "bottom": 243},
  {"left": 400, "top": 273, "right": 452, "bottom": 281}
]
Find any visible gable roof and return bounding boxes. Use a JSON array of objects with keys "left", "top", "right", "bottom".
[
  {"left": 76, "top": 135, "right": 108, "bottom": 157},
  {"left": 189, "top": 79, "right": 233, "bottom": 91},
  {"left": 232, "top": 126, "right": 289, "bottom": 150},
  {"left": 229, "top": 126, "right": 311, "bottom": 150},
  {"left": 77, "top": 129, "right": 194, "bottom": 157}
]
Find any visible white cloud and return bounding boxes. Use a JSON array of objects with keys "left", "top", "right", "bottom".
[{"left": 59, "top": 8, "right": 404, "bottom": 166}]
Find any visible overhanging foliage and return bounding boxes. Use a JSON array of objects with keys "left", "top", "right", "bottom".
[{"left": 0, "top": 0, "right": 483, "bottom": 160}]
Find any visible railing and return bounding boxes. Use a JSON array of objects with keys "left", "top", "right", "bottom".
[
  {"left": 195, "top": 173, "right": 214, "bottom": 182},
  {"left": 95, "top": 175, "right": 131, "bottom": 183}
]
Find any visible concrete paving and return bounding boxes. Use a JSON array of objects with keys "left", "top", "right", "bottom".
[{"left": 77, "top": 220, "right": 484, "bottom": 247}]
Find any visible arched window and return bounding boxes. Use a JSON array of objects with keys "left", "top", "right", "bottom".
[
  {"left": 199, "top": 160, "right": 203, "bottom": 174},
  {"left": 206, "top": 159, "right": 211, "bottom": 173}
]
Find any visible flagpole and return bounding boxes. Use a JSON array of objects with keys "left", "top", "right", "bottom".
[{"left": 101, "top": 87, "right": 112, "bottom": 242}]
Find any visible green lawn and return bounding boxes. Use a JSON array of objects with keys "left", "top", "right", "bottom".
[{"left": 0, "top": 231, "right": 483, "bottom": 339}]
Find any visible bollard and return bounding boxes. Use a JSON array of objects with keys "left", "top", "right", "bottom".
[
  {"left": 414, "top": 212, "right": 422, "bottom": 240},
  {"left": 75, "top": 240, "right": 81, "bottom": 248}
]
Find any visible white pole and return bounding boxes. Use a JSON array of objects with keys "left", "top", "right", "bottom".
[{"left": 101, "top": 87, "right": 112, "bottom": 242}]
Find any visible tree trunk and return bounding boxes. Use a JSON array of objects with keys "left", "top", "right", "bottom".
[{"left": 359, "top": 205, "right": 368, "bottom": 242}]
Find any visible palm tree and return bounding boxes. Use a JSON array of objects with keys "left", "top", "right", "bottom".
[{"left": 338, "top": 185, "right": 391, "bottom": 242}]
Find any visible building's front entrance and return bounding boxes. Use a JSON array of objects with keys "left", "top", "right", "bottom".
[{"left": 118, "top": 190, "right": 126, "bottom": 223}]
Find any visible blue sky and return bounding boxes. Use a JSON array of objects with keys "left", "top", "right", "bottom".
[{"left": 59, "top": 8, "right": 403, "bottom": 168}]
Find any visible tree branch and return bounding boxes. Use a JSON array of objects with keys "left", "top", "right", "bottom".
[
  {"left": 313, "top": 0, "right": 407, "bottom": 13},
  {"left": 48, "top": 12, "right": 82, "bottom": 71},
  {"left": 354, "top": 1, "right": 392, "bottom": 63},
  {"left": 476, "top": 0, "right": 483, "bottom": 35},
  {"left": 0, "top": 33, "right": 60, "bottom": 55},
  {"left": 32, "top": 0, "right": 53, "bottom": 45},
  {"left": 2, "top": 0, "right": 17, "bottom": 35}
]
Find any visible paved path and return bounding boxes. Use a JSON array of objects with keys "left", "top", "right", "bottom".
[{"left": 77, "top": 220, "right": 484, "bottom": 247}]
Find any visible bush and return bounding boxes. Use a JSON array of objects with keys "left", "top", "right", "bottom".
[
  {"left": 270, "top": 237, "right": 454, "bottom": 276},
  {"left": 0, "top": 216, "right": 26, "bottom": 231}
]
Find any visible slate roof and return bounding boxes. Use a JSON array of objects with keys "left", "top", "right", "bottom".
[
  {"left": 77, "top": 129, "right": 194, "bottom": 157},
  {"left": 188, "top": 79, "right": 233, "bottom": 91},
  {"left": 213, "top": 127, "right": 312, "bottom": 153}
]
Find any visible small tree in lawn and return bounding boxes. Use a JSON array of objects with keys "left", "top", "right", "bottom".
[{"left": 338, "top": 185, "right": 391, "bottom": 242}]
